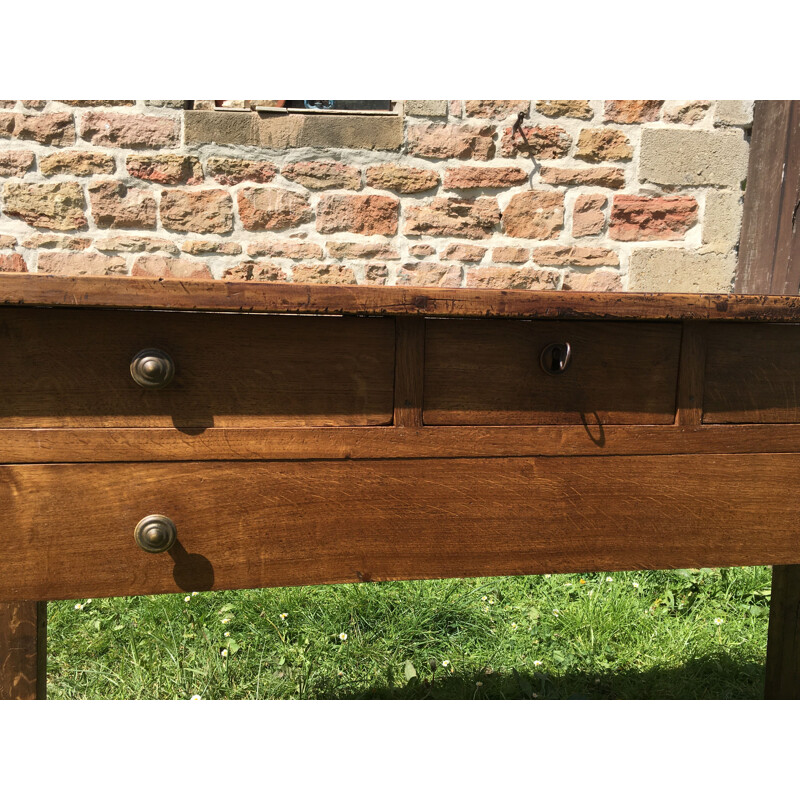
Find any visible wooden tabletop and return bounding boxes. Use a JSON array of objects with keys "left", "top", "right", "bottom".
[{"left": 3, "top": 273, "right": 800, "bottom": 321}]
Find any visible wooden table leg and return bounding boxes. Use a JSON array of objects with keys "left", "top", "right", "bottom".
[
  {"left": 765, "top": 565, "right": 800, "bottom": 699},
  {"left": 0, "top": 601, "right": 47, "bottom": 700}
]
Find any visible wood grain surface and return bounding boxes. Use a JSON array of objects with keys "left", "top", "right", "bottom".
[
  {"left": 704, "top": 323, "right": 800, "bottom": 423},
  {"left": 0, "top": 307, "right": 395, "bottom": 428},
  {"left": 424, "top": 320, "right": 682, "bottom": 425},
  {"left": 2, "top": 455, "right": 800, "bottom": 602},
  {"left": 0, "top": 601, "right": 46, "bottom": 700},
  {"left": 6, "top": 273, "right": 800, "bottom": 321}
]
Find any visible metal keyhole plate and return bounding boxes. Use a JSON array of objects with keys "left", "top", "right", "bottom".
[{"left": 540, "top": 342, "right": 572, "bottom": 375}]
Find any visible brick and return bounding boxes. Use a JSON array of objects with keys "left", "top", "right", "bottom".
[
  {"left": 316, "top": 194, "right": 399, "bottom": 236},
  {"left": 181, "top": 240, "right": 242, "bottom": 256},
  {"left": 502, "top": 191, "right": 564, "bottom": 239},
  {"left": 206, "top": 157, "right": 277, "bottom": 186},
  {"left": 21, "top": 234, "right": 91, "bottom": 250},
  {"left": 132, "top": 255, "right": 212, "bottom": 279},
  {"left": 640, "top": 128, "right": 749, "bottom": 187},
  {"left": 0, "top": 235, "right": 17, "bottom": 248},
  {"left": 255, "top": 114, "right": 403, "bottom": 151},
  {"left": 465, "top": 100, "right": 529, "bottom": 118},
  {"left": 407, "top": 123, "right": 495, "bottom": 161},
  {"left": 404, "top": 197, "right": 500, "bottom": 239},
  {"left": 440, "top": 244, "right": 486, "bottom": 262},
  {"left": 532, "top": 246, "right": 619, "bottom": 267},
  {"left": 604, "top": 101, "right": 663, "bottom": 123},
  {"left": 662, "top": 101, "right": 711, "bottom": 125},
  {"left": 184, "top": 110, "right": 257, "bottom": 146},
  {"left": 89, "top": 180, "right": 157, "bottom": 229},
  {"left": 325, "top": 242, "right": 399, "bottom": 260},
  {"left": 0, "top": 150, "right": 35, "bottom": 177},
  {"left": 465, "top": 267, "right": 558, "bottom": 290},
  {"left": 443, "top": 166, "right": 527, "bottom": 189},
  {"left": 224, "top": 261, "right": 288, "bottom": 282},
  {"left": 94, "top": 236, "right": 179, "bottom": 255},
  {"left": 292, "top": 264, "right": 358, "bottom": 285},
  {"left": 161, "top": 188, "right": 234, "bottom": 234},
  {"left": 14, "top": 112, "right": 75, "bottom": 146},
  {"left": 562, "top": 270, "right": 623, "bottom": 292},
  {"left": 38, "top": 252, "right": 126, "bottom": 276},
  {"left": 363, "top": 264, "right": 389, "bottom": 284},
  {"left": 40, "top": 150, "right": 115, "bottom": 177},
  {"left": 539, "top": 166, "right": 625, "bottom": 189},
  {"left": 409, "top": 244, "right": 436, "bottom": 258},
  {"left": 573, "top": 194, "right": 607, "bottom": 237},
  {"left": 714, "top": 101, "right": 754, "bottom": 127},
  {"left": 628, "top": 249, "right": 735, "bottom": 292},
  {"left": 499, "top": 125, "right": 571, "bottom": 159},
  {"left": 365, "top": 165, "right": 439, "bottom": 193},
  {"left": 535, "top": 101, "right": 593, "bottom": 120},
  {"left": 248, "top": 240, "right": 325, "bottom": 259},
  {"left": 702, "top": 191, "right": 743, "bottom": 254},
  {"left": 127, "top": 154, "right": 203, "bottom": 185},
  {"left": 405, "top": 100, "right": 448, "bottom": 117},
  {"left": 80, "top": 112, "right": 179, "bottom": 148},
  {"left": 576, "top": 129, "right": 632, "bottom": 162},
  {"left": 397, "top": 263, "right": 462, "bottom": 287},
  {"left": 282, "top": 161, "right": 361, "bottom": 190},
  {"left": 610, "top": 195, "right": 698, "bottom": 241},
  {"left": 237, "top": 187, "right": 312, "bottom": 232},
  {"left": 3, "top": 182, "right": 86, "bottom": 230},
  {"left": 491, "top": 246, "right": 529, "bottom": 264},
  {"left": 0, "top": 253, "right": 27, "bottom": 272}
]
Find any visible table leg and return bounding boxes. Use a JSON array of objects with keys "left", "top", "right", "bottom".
[
  {"left": 765, "top": 565, "right": 800, "bottom": 699},
  {"left": 0, "top": 601, "right": 47, "bottom": 700}
]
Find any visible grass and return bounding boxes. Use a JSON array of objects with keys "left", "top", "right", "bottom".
[{"left": 46, "top": 566, "right": 772, "bottom": 700}]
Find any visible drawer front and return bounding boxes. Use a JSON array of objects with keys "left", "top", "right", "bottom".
[
  {"left": 3, "top": 455, "right": 800, "bottom": 601},
  {"left": 704, "top": 324, "right": 800, "bottom": 423},
  {"left": 0, "top": 308, "right": 395, "bottom": 428},
  {"left": 424, "top": 320, "right": 682, "bottom": 425}
]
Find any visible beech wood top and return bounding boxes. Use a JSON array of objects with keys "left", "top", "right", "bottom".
[{"left": 3, "top": 273, "right": 800, "bottom": 321}]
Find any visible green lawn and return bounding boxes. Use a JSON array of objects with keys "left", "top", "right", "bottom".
[{"left": 46, "top": 566, "right": 772, "bottom": 699}]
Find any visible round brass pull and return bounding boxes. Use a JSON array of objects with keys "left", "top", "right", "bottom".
[
  {"left": 134, "top": 515, "right": 177, "bottom": 554},
  {"left": 130, "top": 348, "right": 174, "bottom": 389},
  {"left": 540, "top": 342, "right": 572, "bottom": 375}
]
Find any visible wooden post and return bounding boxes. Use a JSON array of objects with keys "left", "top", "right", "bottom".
[
  {"left": 736, "top": 101, "right": 800, "bottom": 698},
  {"left": 0, "top": 601, "right": 47, "bottom": 700}
]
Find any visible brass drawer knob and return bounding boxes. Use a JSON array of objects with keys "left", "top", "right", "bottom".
[
  {"left": 540, "top": 342, "right": 572, "bottom": 375},
  {"left": 130, "top": 348, "right": 175, "bottom": 389},
  {"left": 134, "top": 515, "right": 177, "bottom": 553}
]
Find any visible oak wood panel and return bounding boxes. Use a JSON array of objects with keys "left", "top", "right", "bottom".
[
  {"left": 424, "top": 320, "right": 682, "bottom": 425},
  {"left": 7, "top": 273, "right": 800, "bottom": 321},
  {"left": 393, "top": 317, "right": 425, "bottom": 427},
  {"left": 675, "top": 322, "right": 707, "bottom": 427},
  {"left": 0, "top": 307, "right": 395, "bottom": 428},
  {"left": 704, "top": 323, "right": 800, "bottom": 423},
  {"left": 3, "top": 455, "right": 800, "bottom": 602},
  {"left": 0, "top": 601, "right": 46, "bottom": 700},
  {"left": 765, "top": 564, "right": 800, "bottom": 699},
  {"left": 10, "top": 423, "right": 800, "bottom": 463}
]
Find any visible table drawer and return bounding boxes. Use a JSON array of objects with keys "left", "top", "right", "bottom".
[
  {"left": 423, "top": 320, "right": 682, "bottom": 425},
  {"left": 704, "top": 324, "right": 800, "bottom": 423},
  {"left": 3, "top": 456, "right": 800, "bottom": 601},
  {"left": 0, "top": 308, "right": 395, "bottom": 428}
]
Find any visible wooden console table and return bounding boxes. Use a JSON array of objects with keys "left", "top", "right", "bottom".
[{"left": 3, "top": 273, "right": 800, "bottom": 699}]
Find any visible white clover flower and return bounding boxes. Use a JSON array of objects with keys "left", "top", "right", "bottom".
[
  {"left": 510, "top": 622, "right": 518, "bottom": 630},
  {"left": 553, "top": 609, "right": 560, "bottom": 616},
  {"left": 191, "top": 592, "right": 199, "bottom": 597},
  {"left": 481, "top": 596, "right": 488, "bottom": 601},
  {"left": 533, "top": 660, "right": 543, "bottom": 667},
  {"left": 488, "top": 599, "right": 495, "bottom": 605},
  {"left": 632, "top": 581, "right": 640, "bottom": 588},
  {"left": 714, "top": 617, "right": 724, "bottom": 626},
  {"left": 544, "top": 574, "right": 551, "bottom": 579},
  {"left": 190, "top": 695, "right": 202, "bottom": 700},
  {"left": 221, "top": 649, "right": 228, "bottom": 658},
  {"left": 221, "top": 618, "right": 230, "bottom": 624},
  {"left": 442, "top": 660, "right": 450, "bottom": 667},
  {"left": 606, "top": 577, "right": 613, "bottom": 583},
  {"left": 279, "top": 613, "right": 288, "bottom": 620},
  {"left": 224, "top": 631, "right": 230, "bottom": 637},
  {"left": 74, "top": 603, "right": 83, "bottom": 610},
  {"left": 184, "top": 596, "right": 191, "bottom": 603},
  {"left": 339, "top": 632, "right": 348, "bottom": 641}
]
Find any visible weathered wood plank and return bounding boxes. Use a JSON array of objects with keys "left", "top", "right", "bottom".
[
  {"left": 0, "top": 601, "right": 46, "bottom": 700},
  {"left": 2, "top": 456, "right": 800, "bottom": 602},
  {"left": 393, "top": 317, "right": 425, "bottom": 427}
]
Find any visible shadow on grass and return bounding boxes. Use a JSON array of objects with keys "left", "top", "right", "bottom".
[{"left": 322, "top": 652, "right": 765, "bottom": 700}]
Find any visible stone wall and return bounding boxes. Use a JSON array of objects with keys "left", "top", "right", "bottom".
[{"left": 0, "top": 100, "right": 752, "bottom": 291}]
